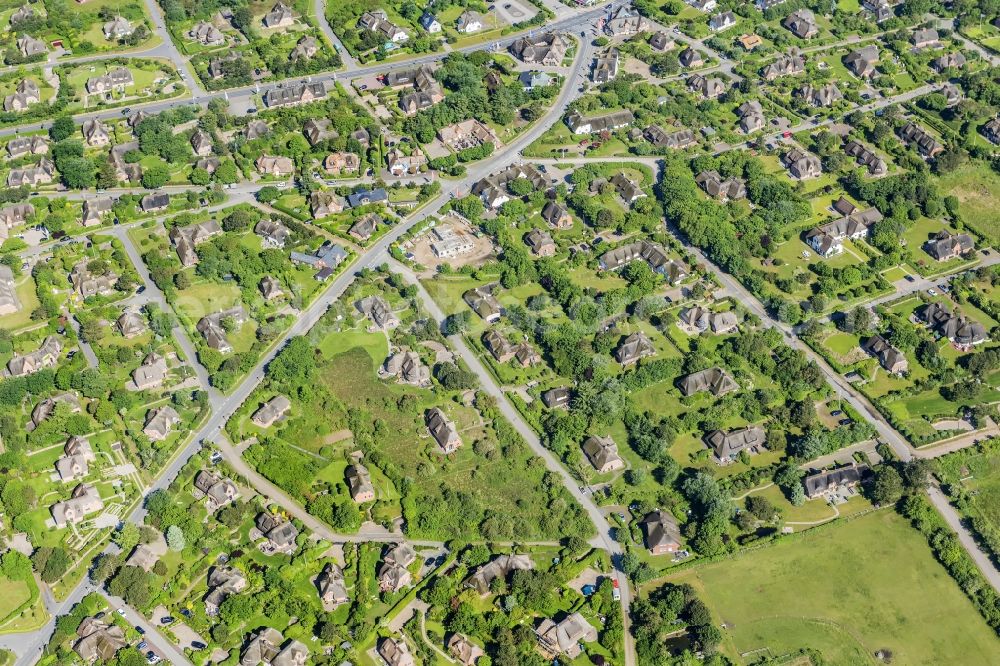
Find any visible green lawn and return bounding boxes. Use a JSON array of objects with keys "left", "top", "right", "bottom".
[
  {"left": 661, "top": 510, "right": 1000, "bottom": 665},
  {"left": 173, "top": 281, "right": 243, "bottom": 321},
  {"left": 0, "top": 276, "right": 40, "bottom": 331},
  {"left": 937, "top": 163, "right": 1000, "bottom": 245}
]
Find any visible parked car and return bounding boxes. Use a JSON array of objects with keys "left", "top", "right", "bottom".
[
  {"left": 179, "top": 608, "right": 192, "bottom": 618},
  {"left": 116, "top": 608, "right": 126, "bottom": 616},
  {"left": 191, "top": 641, "right": 207, "bottom": 650},
  {"left": 160, "top": 616, "right": 175, "bottom": 625},
  {"left": 904, "top": 275, "right": 915, "bottom": 283},
  {"left": 831, "top": 410, "right": 842, "bottom": 416},
  {"left": 135, "top": 626, "right": 145, "bottom": 635},
  {"left": 838, "top": 418, "right": 852, "bottom": 426},
  {"left": 137, "top": 641, "right": 147, "bottom": 651},
  {"left": 612, "top": 579, "right": 621, "bottom": 601}
]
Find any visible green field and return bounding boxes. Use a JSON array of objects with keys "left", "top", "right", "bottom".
[
  {"left": 937, "top": 163, "right": 1000, "bottom": 245},
  {"left": 662, "top": 510, "right": 1000, "bottom": 665}
]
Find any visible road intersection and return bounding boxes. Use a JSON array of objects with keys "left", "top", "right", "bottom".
[{"left": 2, "top": 4, "right": 997, "bottom": 665}]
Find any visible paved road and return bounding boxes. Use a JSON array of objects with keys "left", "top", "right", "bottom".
[
  {"left": 389, "top": 259, "right": 637, "bottom": 666},
  {"left": 101, "top": 592, "right": 193, "bottom": 666},
  {"left": 140, "top": 0, "right": 204, "bottom": 95},
  {"left": 928, "top": 483, "right": 1000, "bottom": 593},
  {"left": 214, "top": 434, "right": 444, "bottom": 546},
  {"left": 0, "top": 6, "right": 609, "bottom": 139},
  {"left": 112, "top": 225, "right": 221, "bottom": 405},
  {"left": 313, "top": 0, "right": 359, "bottom": 71}
]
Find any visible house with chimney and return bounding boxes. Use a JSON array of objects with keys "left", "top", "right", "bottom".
[
  {"left": 783, "top": 8, "right": 818, "bottom": 38},
  {"left": 193, "top": 469, "right": 239, "bottom": 511},
  {"left": 536, "top": 613, "right": 598, "bottom": 659},
  {"left": 687, "top": 73, "right": 724, "bottom": 99},
  {"left": 599, "top": 240, "right": 687, "bottom": 284},
  {"left": 426, "top": 407, "right": 461, "bottom": 453},
  {"left": 6, "top": 134, "right": 47, "bottom": 158},
  {"left": 379, "top": 637, "right": 416, "bottom": 666},
  {"left": 614, "top": 332, "right": 655, "bottom": 366},
  {"left": 565, "top": 109, "right": 635, "bottom": 135},
  {"left": 262, "top": 1, "right": 294, "bottom": 28},
  {"left": 346, "top": 464, "right": 376, "bottom": 502},
  {"left": 844, "top": 45, "right": 879, "bottom": 78},
  {"left": 705, "top": 426, "right": 766, "bottom": 463},
  {"left": 782, "top": 147, "right": 822, "bottom": 179},
  {"left": 582, "top": 434, "right": 625, "bottom": 473},
  {"left": 804, "top": 463, "right": 869, "bottom": 499},
  {"left": 358, "top": 9, "right": 409, "bottom": 43},
  {"left": 356, "top": 295, "right": 399, "bottom": 331},
  {"left": 541, "top": 200, "right": 573, "bottom": 229},
  {"left": 464, "top": 553, "right": 534, "bottom": 595},
  {"left": 804, "top": 207, "right": 881, "bottom": 257},
  {"left": 677, "top": 367, "right": 738, "bottom": 396},
  {"left": 762, "top": 53, "right": 806, "bottom": 80},
  {"left": 291, "top": 241, "right": 348, "bottom": 280},
  {"left": 863, "top": 334, "right": 908, "bottom": 374},
  {"left": 263, "top": 81, "right": 326, "bottom": 108},
  {"left": 843, "top": 140, "right": 888, "bottom": 176},
  {"left": 82, "top": 197, "right": 114, "bottom": 227},
  {"left": 797, "top": 82, "right": 842, "bottom": 107},
  {"left": 6, "top": 335, "right": 61, "bottom": 377},
  {"left": 918, "top": 302, "right": 988, "bottom": 348},
  {"left": 55, "top": 435, "right": 95, "bottom": 482},
  {"left": 736, "top": 100, "right": 766, "bottom": 134},
  {"left": 251, "top": 395, "right": 291, "bottom": 428},
  {"left": 378, "top": 542, "right": 415, "bottom": 592},
  {"left": 603, "top": 5, "right": 646, "bottom": 36},
  {"left": 316, "top": 563, "right": 349, "bottom": 609},
  {"left": 641, "top": 510, "right": 681, "bottom": 554},
  {"left": 679, "top": 305, "right": 738, "bottom": 334},
  {"left": 898, "top": 122, "right": 943, "bottom": 158},
  {"left": 196, "top": 306, "right": 247, "bottom": 354},
  {"left": 254, "top": 511, "right": 299, "bottom": 554},
  {"left": 471, "top": 164, "right": 546, "bottom": 208},
  {"left": 82, "top": 119, "right": 110, "bottom": 147},
  {"left": 204, "top": 565, "right": 246, "bottom": 615},
  {"left": 924, "top": 230, "right": 974, "bottom": 261},
  {"left": 592, "top": 49, "right": 620, "bottom": 84},
  {"left": 383, "top": 350, "right": 429, "bottom": 385},
  {"left": 73, "top": 617, "right": 126, "bottom": 662},
  {"left": 51, "top": 483, "right": 104, "bottom": 527},
  {"left": 509, "top": 32, "right": 568, "bottom": 65},
  {"left": 696, "top": 170, "right": 746, "bottom": 200},
  {"left": 143, "top": 405, "right": 181, "bottom": 441},
  {"left": 463, "top": 285, "right": 502, "bottom": 323},
  {"left": 256, "top": 155, "right": 294, "bottom": 177},
  {"left": 188, "top": 21, "right": 225, "bottom": 45},
  {"left": 129, "top": 353, "right": 168, "bottom": 391}
]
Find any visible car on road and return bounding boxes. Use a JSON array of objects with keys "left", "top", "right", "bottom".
[
  {"left": 927, "top": 288, "right": 937, "bottom": 296},
  {"left": 116, "top": 608, "right": 126, "bottom": 616},
  {"left": 612, "top": 579, "right": 621, "bottom": 601},
  {"left": 136, "top": 286, "right": 146, "bottom": 294},
  {"left": 121, "top": 108, "right": 130, "bottom": 115}
]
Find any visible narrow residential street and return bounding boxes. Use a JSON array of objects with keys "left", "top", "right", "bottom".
[{"left": 388, "top": 258, "right": 638, "bottom": 666}]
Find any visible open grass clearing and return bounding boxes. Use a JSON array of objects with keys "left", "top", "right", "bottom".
[{"left": 658, "top": 509, "right": 1000, "bottom": 665}]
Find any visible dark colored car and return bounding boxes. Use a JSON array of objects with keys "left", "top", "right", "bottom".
[
  {"left": 135, "top": 626, "right": 146, "bottom": 635},
  {"left": 160, "top": 616, "right": 175, "bottom": 625},
  {"left": 191, "top": 641, "right": 207, "bottom": 650}
]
